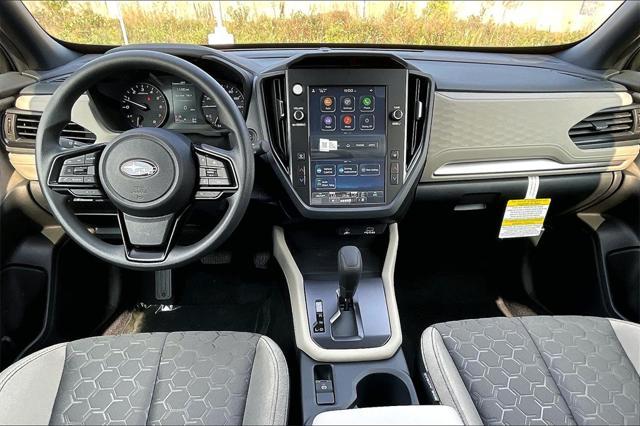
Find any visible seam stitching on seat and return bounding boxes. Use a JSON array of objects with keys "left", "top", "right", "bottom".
[
  {"left": 145, "top": 332, "right": 169, "bottom": 426},
  {"left": 428, "top": 327, "right": 468, "bottom": 424},
  {"left": 0, "top": 343, "right": 65, "bottom": 393},
  {"left": 261, "top": 337, "right": 280, "bottom": 425},
  {"left": 516, "top": 317, "right": 577, "bottom": 425}
]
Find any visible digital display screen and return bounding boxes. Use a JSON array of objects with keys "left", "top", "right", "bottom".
[
  {"left": 171, "top": 82, "right": 203, "bottom": 124},
  {"left": 308, "top": 86, "right": 386, "bottom": 206}
]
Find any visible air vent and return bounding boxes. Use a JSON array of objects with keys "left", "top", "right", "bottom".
[
  {"left": 262, "top": 75, "right": 289, "bottom": 171},
  {"left": 569, "top": 105, "right": 640, "bottom": 149},
  {"left": 3, "top": 109, "right": 96, "bottom": 148},
  {"left": 405, "top": 74, "right": 430, "bottom": 168}
]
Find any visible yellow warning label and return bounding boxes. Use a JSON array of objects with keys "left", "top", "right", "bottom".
[
  {"left": 499, "top": 198, "right": 551, "bottom": 239},
  {"left": 502, "top": 218, "right": 545, "bottom": 226},
  {"left": 506, "top": 199, "right": 551, "bottom": 207}
]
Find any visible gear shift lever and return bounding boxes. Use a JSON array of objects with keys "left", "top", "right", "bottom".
[{"left": 338, "top": 246, "right": 362, "bottom": 310}]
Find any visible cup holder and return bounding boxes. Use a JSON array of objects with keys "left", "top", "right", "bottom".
[{"left": 353, "top": 372, "right": 416, "bottom": 408}]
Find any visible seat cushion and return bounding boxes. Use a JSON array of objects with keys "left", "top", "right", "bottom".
[
  {"left": 0, "top": 331, "right": 289, "bottom": 425},
  {"left": 421, "top": 316, "right": 640, "bottom": 425}
]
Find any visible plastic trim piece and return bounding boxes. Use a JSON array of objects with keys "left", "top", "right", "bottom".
[
  {"left": 423, "top": 91, "right": 639, "bottom": 181},
  {"left": 434, "top": 158, "right": 624, "bottom": 176},
  {"left": 272, "top": 224, "right": 402, "bottom": 362}
]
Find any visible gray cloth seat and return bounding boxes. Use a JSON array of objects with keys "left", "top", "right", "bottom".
[
  {"left": 0, "top": 331, "right": 289, "bottom": 425},
  {"left": 421, "top": 316, "right": 640, "bottom": 425}
]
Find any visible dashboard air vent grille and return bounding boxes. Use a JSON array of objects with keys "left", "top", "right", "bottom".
[
  {"left": 3, "top": 110, "right": 96, "bottom": 148},
  {"left": 263, "top": 75, "right": 289, "bottom": 171},
  {"left": 405, "top": 74, "right": 430, "bottom": 168},
  {"left": 569, "top": 105, "right": 639, "bottom": 149}
]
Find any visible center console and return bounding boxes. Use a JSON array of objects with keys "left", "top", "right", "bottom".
[{"left": 262, "top": 53, "right": 434, "bottom": 424}]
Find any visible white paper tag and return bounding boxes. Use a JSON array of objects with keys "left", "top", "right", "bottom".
[
  {"left": 499, "top": 198, "right": 551, "bottom": 239},
  {"left": 319, "top": 138, "right": 338, "bottom": 152}
]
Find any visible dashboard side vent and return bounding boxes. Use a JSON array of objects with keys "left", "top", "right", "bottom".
[
  {"left": 262, "top": 75, "right": 289, "bottom": 171},
  {"left": 3, "top": 109, "right": 96, "bottom": 149},
  {"left": 405, "top": 74, "right": 430, "bottom": 168},
  {"left": 569, "top": 105, "right": 640, "bottom": 149}
]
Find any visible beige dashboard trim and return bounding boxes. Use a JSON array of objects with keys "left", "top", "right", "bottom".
[
  {"left": 273, "top": 224, "right": 402, "bottom": 362},
  {"left": 423, "top": 91, "right": 639, "bottom": 181},
  {"left": 15, "top": 94, "right": 118, "bottom": 143},
  {"left": 434, "top": 158, "right": 626, "bottom": 176}
]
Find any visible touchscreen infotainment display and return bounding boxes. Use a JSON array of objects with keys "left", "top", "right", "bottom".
[{"left": 308, "top": 86, "right": 386, "bottom": 206}]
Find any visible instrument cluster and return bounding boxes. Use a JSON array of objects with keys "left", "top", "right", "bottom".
[{"left": 89, "top": 70, "right": 247, "bottom": 134}]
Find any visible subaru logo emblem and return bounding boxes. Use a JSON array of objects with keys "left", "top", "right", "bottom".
[{"left": 120, "top": 159, "right": 158, "bottom": 178}]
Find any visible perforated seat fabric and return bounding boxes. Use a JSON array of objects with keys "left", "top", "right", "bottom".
[
  {"left": 0, "top": 331, "right": 289, "bottom": 425},
  {"left": 421, "top": 316, "right": 640, "bottom": 426}
]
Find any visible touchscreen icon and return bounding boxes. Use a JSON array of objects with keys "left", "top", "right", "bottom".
[
  {"left": 340, "top": 96, "right": 355, "bottom": 112},
  {"left": 360, "top": 95, "right": 375, "bottom": 112},
  {"left": 340, "top": 114, "right": 355, "bottom": 131},
  {"left": 321, "top": 96, "right": 335, "bottom": 112},
  {"left": 321, "top": 114, "right": 336, "bottom": 131}
]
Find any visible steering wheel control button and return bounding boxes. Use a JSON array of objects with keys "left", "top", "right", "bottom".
[
  {"left": 70, "top": 188, "right": 104, "bottom": 198},
  {"left": 292, "top": 83, "right": 304, "bottom": 96},
  {"left": 63, "top": 156, "right": 85, "bottom": 165},
  {"left": 195, "top": 190, "right": 222, "bottom": 199},
  {"left": 360, "top": 95, "right": 375, "bottom": 112},
  {"left": 390, "top": 109, "right": 404, "bottom": 121}
]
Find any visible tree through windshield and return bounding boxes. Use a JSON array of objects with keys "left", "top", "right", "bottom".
[{"left": 24, "top": 1, "right": 622, "bottom": 48}]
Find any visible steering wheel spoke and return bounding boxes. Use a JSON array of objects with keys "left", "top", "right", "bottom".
[
  {"left": 47, "top": 143, "right": 106, "bottom": 198},
  {"left": 193, "top": 143, "right": 239, "bottom": 200},
  {"left": 117, "top": 208, "right": 189, "bottom": 263}
]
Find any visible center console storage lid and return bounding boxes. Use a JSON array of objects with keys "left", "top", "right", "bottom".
[{"left": 311, "top": 406, "right": 463, "bottom": 425}]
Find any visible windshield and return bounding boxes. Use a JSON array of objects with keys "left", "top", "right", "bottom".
[{"left": 23, "top": 1, "right": 622, "bottom": 48}]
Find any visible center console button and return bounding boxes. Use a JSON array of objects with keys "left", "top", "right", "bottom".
[
  {"left": 293, "top": 109, "right": 305, "bottom": 121},
  {"left": 292, "top": 83, "right": 303, "bottom": 96},
  {"left": 390, "top": 109, "right": 404, "bottom": 121}
]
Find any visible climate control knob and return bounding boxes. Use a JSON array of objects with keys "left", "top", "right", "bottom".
[{"left": 390, "top": 109, "right": 404, "bottom": 121}]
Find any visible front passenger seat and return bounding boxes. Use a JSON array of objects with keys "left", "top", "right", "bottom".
[
  {"left": 0, "top": 331, "right": 289, "bottom": 425},
  {"left": 421, "top": 316, "right": 639, "bottom": 425}
]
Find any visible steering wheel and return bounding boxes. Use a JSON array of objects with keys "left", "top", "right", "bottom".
[{"left": 35, "top": 50, "right": 254, "bottom": 270}]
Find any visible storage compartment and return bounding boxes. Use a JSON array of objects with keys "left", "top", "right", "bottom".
[
  {"left": 354, "top": 373, "right": 414, "bottom": 408},
  {"left": 607, "top": 247, "right": 640, "bottom": 322},
  {"left": 300, "top": 351, "right": 418, "bottom": 424}
]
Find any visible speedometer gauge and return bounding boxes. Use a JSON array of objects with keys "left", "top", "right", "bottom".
[
  {"left": 120, "top": 83, "right": 168, "bottom": 128},
  {"left": 201, "top": 83, "right": 245, "bottom": 129}
]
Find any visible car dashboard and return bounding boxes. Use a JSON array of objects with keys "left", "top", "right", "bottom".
[{"left": 2, "top": 45, "right": 640, "bottom": 222}]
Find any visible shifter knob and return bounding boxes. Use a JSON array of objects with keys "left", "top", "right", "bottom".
[{"left": 338, "top": 246, "right": 362, "bottom": 302}]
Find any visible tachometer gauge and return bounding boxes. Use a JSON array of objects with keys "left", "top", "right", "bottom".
[
  {"left": 120, "top": 83, "right": 168, "bottom": 128},
  {"left": 201, "top": 83, "right": 245, "bottom": 129}
]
